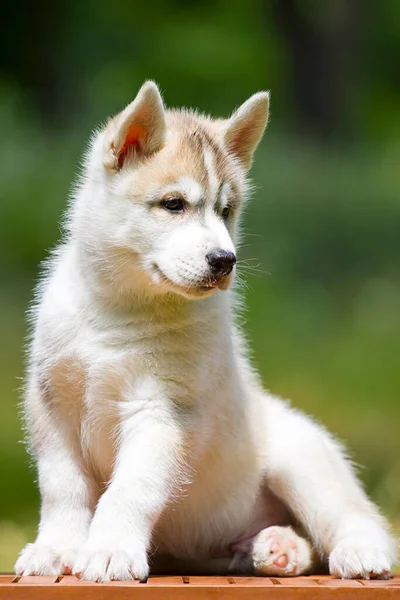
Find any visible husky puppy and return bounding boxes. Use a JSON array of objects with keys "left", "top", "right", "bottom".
[{"left": 15, "top": 82, "right": 395, "bottom": 581}]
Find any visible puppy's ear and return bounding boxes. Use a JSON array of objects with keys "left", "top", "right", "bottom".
[
  {"left": 103, "top": 81, "right": 167, "bottom": 171},
  {"left": 223, "top": 92, "right": 269, "bottom": 171}
]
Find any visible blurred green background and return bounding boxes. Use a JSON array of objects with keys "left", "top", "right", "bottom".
[{"left": 1, "top": 0, "right": 399, "bottom": 571}]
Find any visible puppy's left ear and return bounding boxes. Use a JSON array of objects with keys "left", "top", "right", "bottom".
[
  {"left": 223, "top": 92, "right": 269, "bottom": 171},
  {"left": 103, "top": 80, "right": 167, "bottom": 171}
]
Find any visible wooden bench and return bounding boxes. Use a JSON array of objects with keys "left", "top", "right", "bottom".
[{"left": 1, "top": 574, "right": 400, "bottom": 599}]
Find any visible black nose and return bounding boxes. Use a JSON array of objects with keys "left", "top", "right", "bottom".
[{"left": 206, "top": 250, "right": 236, "bottom": 277}]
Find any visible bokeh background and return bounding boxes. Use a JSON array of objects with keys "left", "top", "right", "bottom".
[{"left": 1, "top": 0, "right": 399, "bottom": 571}]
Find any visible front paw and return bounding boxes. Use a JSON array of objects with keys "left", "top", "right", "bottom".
[
  {"left": 74, "top": 543, "right": 149, "bottom": 582},
  {"left": 329, "top": 538, "right": 392, "bottom": 579},
  {"left": 15, "top": 542, "right": 78, "bottom": 576}
]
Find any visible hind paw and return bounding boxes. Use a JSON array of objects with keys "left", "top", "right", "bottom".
[{"left": 252, "top": 526, "right": 313, "bottom": 577}]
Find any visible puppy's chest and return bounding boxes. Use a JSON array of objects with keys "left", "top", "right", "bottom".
[
  {"left": 49, "top": 321, "right": 226, "bottom": 478},
  {"left": 80, "top": 324, "right": 219, "bottom": 402},
  {"left": 52, "top": 319, "right": 214, "bottom": 398}
]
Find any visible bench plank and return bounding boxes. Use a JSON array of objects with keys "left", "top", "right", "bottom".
[{"left": 0, "top": 574, "right": 399, "bottom": 600}]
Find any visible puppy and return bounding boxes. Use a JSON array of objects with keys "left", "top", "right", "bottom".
[{"left": 15, "top": 81, "right": 396, "bottom": 581}]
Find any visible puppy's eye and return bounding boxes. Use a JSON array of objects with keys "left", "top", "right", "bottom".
[
  {"left": 222, "top": 205, "right": 232, "bottom": 220},
  {"left": 161, "top": 198, "right": 186, "bottom": 213}
]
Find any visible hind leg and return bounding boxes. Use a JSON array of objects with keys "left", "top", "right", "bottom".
[
  {"left": 260, "top": 397, "right": 395, "bottom": 578},
  {"left": 251, "top": 525, "right": 319, "bottom": 576}
]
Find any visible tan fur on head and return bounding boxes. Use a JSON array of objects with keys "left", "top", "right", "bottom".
[{"left": 103, "top": 81, "right": 269, "bottom": 174}]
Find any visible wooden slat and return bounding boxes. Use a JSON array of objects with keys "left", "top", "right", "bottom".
[
  {"left": 146, "top": 576, "right": 184, "bottom": 585},
  {"left": 0, "top": 573, "right": 399, "bottom": 600},
  {"left": 270, "top": 576, "right": 321, "bottom": 586},
  {"left": 102, "top": 579, "right": 142, "bottom": 586},
  {"left": 18, "top": 575, "right": 58, "bottom": 584},
  {"left": 316, "top": 578, "right": 364, "bottom": 587},
  {"left": 229, "top": 576, "right": 276, "bottom": 585},
  {"left": 357, "top": 579, "right": 400, "bottom": 586},
  {"left": 183, "top": 576, "right": 233, "bottom": 585},
  {"left": 0, "top": 575, "right": 15, "bottom": 583},
  {"left": 57, "top": 576, "right": 98, "bottom": 586}
]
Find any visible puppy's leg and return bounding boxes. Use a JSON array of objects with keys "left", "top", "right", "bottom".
[
  {"left": 74, "top": 401, "right": 184, "bottom": 582},
  {"left": 15, "top": 380, "right": 98, "bottom": 576},
  {"left": 262, "top": 397, "right": 396, "bottom": 579},
  {"left": 251, "top": 525, "right": 318, "bottom": 576}
]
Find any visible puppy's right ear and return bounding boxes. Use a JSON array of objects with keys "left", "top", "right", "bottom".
[{"left": 103, "top": 81, "right": 167, "bottom": 171}]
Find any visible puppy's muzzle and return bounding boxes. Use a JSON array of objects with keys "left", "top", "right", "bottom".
[{"left": 206, "top": 250, "right": 236, "bottom": 279}]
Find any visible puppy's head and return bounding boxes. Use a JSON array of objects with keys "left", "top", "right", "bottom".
[{"left": 83, "top": 81, "right": 269, "bottom": 300}]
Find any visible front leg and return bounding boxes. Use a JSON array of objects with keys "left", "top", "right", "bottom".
[
  {"left": 15, "top": 380, "right": 98, "bottom": 576},
  {"left": 263, "top": 397, "right": 396, "bottom": 579},
  {"left": 74, "top": 399, "right": 185, "bottom": 582}
]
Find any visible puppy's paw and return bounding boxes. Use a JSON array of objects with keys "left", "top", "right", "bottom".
[
  {"left": 252, "top": 526, "right": 313, "bottom": 577},
  {"left": 74, "top": 544, "right": 149, "bottom": 582},
  {"left": 329, "top": 538, "right": 392, "bottom": 579},
  {"left": 15, "top": 543, "right": 77, "bottom": 576}
]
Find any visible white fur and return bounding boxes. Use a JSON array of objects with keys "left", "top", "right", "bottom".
[
  {"left": 15, "top": 82, "right": 396, "bottom": 582},
  {"left": 203, "top": 147, "right": 219, "bottom": 200}
]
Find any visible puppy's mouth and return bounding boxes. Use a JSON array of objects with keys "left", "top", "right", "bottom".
[{"left": 152, "top": 265, "right": 231, "bottom": 297}]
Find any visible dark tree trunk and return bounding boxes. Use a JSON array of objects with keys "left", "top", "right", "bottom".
[
  {"left": 270, "top": 0, "right": 368, "bottom": 142},
  {"left": 1, "top": 1, "right": 68, "bottom": 124}
]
